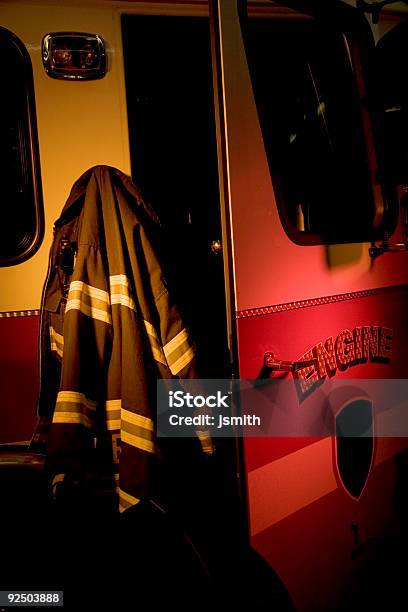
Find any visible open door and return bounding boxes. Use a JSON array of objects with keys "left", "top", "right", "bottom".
[{"left": 209, "top": 1, "right": 408, "bottom": 609}]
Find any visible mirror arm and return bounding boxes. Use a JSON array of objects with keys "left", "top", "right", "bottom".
[
  {"left": 369, "top": 240, "right": 408, "bottom": 258},
  {"left": 370, "top": 188, "right": 408, "bottom": 257}
]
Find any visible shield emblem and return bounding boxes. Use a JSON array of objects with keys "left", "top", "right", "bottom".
[{"left": 335, "top": 398, "right": 374, "bottom": 499}]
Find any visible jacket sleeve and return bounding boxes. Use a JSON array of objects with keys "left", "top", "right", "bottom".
[{"left": 45, "top": 241, "right": 113, "bottom": 492}]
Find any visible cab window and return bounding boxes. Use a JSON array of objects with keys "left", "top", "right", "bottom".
[
  {"left": 240, "top": 5, "right": 393, "bottom": 245},
  {"left": 0, "top": 27, "right": 43, "bottom": 266}
]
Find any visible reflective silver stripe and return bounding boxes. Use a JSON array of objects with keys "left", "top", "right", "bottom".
[
  {"left": 49, "top": 326, "right": 64, "bottom": 358},
  {"left": 144, "top": 320, "right": 167, "bottom": 365},
  {"left": 110, "top": 275, "right": 136, "bottom": 312},
  {"left": 66, "top": 280, "right": 111, "bottom": 324}
]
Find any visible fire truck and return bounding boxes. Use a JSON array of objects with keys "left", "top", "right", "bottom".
[{"left": 1, "top": 0, "right": 408, "bottom": 609}]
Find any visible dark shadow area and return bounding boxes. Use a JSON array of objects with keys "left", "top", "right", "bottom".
[
  {"left": 0, "top": 446, "right": 294, "bottom": 611},
  {"left": 122, "top": 14, "right": 230, "bottom": 380}
]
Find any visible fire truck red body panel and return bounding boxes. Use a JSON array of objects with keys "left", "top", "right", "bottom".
[{"left": 236, "top": 286, "right": 408, "bottom": 608}]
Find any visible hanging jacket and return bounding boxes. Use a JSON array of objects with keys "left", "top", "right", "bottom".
[{"left": 35, "top": 165, "right": 212, "bottom": 512}]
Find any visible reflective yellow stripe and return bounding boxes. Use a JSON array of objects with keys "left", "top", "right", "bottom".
[
  {"left": 119, "top": 488, "right": 140, "bottom": 505},
  {"left": 121, "top": 408, "right": 154, "bottom": 431},
  {"left": 106, "top": 399, "right": 121, "bottom": 411},
  {"left": 110, "top": 275, "right": 136, "bottom": 312},
  {"left": 49, "top": 326, "right": 64, "bottom": 358},
  {"left": 107, "top": 418, "right": 121, "bottom": 430},
  {"left": 164, "top": 328, "right": 189, "bottom": 356},
  {"left": 52, "top": 473, "right": 65, "bottom": 486},
  {"left": 144, "top": 319, "right": 159, "bottom": 341},
  {"left": 66, "top": 280, "right": 111, "bottom": 324},
  {"left": 51, "top": 473, "right": 66, "bottom": 500},
  {"left": 56, "top": 391, "right": 97, "bottom": 411},
  {"left": 169, "top": 346, "right": 195, "bottom": 375},
  {"left": 119, "top": 488, "right": 140, "bottom": 512},
  {"left": 150, "top": 345, "right": 167, "bottom": 365},
  {"left": 66, "top": 299, "right": 111, "bottom": 324},
  {"left": 111, "top": 294, "right": 136, "bottom": 310},
  {"left": 69, "top": 280, "right": 109, "bottom": 303},
  {"left": 110, "top": 274, "right": 130, "bottom": 288},
  {"left": 196, "top": 429, "right": 213, "bottom": 454},
  {"left": 105, "top": 399, "right": 121, "bottom": 429},
  {"left": 121, "top": 430, "right": 155, "bottom": 454},
  {"left": 53, "top": 391, "right": 97, "bottom": 429},
  {"left": 164, "top": 328, "right": 195, "bottom": 374},
  {"left": 144, "top": 320, "right": 167, "bottom": 365},
  {"left": 52, "top": 412, "right": 93, "bottom": 428},
  {"left": 121, "top": 408, "right": 155, "bottom": 450},
  {"left": 105, "top": 401, "right": 154, "bottom": 435}
]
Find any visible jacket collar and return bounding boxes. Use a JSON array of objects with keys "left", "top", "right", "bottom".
[{"left": 54, "top": 165, "right": 160, "bottom": 229}]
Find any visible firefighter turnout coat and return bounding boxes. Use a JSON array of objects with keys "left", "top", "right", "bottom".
[{"left": 36, "top": 165, "right": 211, "bottom": 512}]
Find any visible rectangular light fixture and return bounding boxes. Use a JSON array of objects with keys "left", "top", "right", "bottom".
[{"left": 42, "top": 32, "right": 106, "bottom": 80}]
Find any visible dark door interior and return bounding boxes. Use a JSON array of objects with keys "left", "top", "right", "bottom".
[
  {"left": 121, "top": 14, "right": 246, "bottom": 583},
  {"left": 122, "top": 14, "right": 229, "bottom": 379}
]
